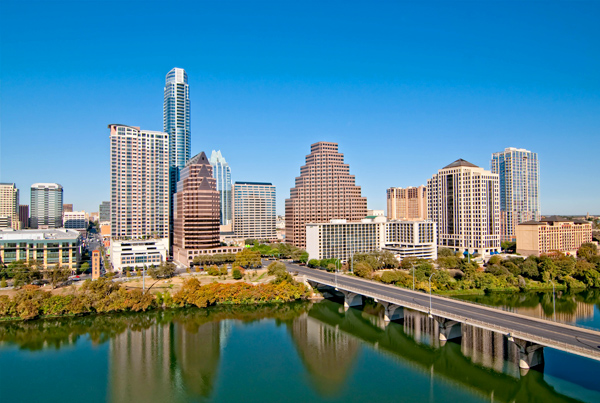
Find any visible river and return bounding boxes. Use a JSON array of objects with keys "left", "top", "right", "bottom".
[{"left": 1, "top": 292, "right": 600, "bottom": 402}]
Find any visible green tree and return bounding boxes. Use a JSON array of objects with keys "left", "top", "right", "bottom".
[
  {"left": 46, "top": 264, "right": 71, "bottom": 289},
  {"left": 79, "top": 262, "right": 90, "bottom": 274},
  {"left": 148, "top": 261, "right": 176, "bottom": 279},
  {"left": 307, "top": 259, "right": 320, "bottom": 268},
  {"left": 578, "top": 243, "right": 598, "bottom": 261},
  {"left": 353, "top": 262, "right": 373, "bottom": 279},
  {"left": 232, "top": 268, "right": 243, "bottom": 280}
]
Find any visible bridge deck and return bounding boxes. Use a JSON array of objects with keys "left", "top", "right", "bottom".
[{"left": 285, "top": 263, "right": 600, "bottom": 362}]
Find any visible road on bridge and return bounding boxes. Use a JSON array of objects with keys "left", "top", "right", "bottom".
[{"left": 283, "top": 262, "right": 600, "bottom": 361}]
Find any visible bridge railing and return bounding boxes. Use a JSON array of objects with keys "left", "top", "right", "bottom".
[{"left": 307, "top": 276, "right": 600, "bottom": 359}]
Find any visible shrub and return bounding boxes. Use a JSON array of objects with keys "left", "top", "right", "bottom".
[{"left": 232, "top": 268, "right": 243, "bottom": 280}]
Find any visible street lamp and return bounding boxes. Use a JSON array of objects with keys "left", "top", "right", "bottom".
[
  {"left": 551, "top": 280, "right": 556, "bottom": 321},
  {"left": 428, "top": 273, "right": 434, "bottom": 318}
]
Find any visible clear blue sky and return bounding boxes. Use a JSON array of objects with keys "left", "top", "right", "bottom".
[{"left": 1, "top": 0, "right": 599, "bottom": 215}]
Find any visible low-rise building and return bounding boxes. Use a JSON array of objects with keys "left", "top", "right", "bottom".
[
  {"left": 516, "top": 216, "right": 594, "bottom": 257},
  {"left": 0, "top": 228, "right": 82, "bottom": 270},
  {"left": 110, "top": 239, "right": 169, "bottom": 272},
  {"left": 63, "top": 211, "right": 89, "bottom": 230},
  {"left": 306, "top": 217, "right": 437, "bottom": 262}
]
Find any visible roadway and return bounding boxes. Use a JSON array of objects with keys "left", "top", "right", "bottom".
[{"left": 283, "top": 262, "right": 600, "bottom": 361}]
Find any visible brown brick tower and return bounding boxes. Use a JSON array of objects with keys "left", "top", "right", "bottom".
[
  {"left": 173, "top": 152, "right": 221, "bottom": 264},
  {"left": 285, "top": 142, "right": 367, "bottom": 248}
]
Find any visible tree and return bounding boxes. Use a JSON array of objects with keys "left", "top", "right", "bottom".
[
  {"left": 234, "top": 249, "right": 262, "bottom": 269},
  {"left": 307, "top": 259, "right": 320, "bottom": 268},
  {"left": 232, "top": 268, "right": 243, "bottom": 280},
  {"left": 46, "top": 264, "right": 71, "bottom": 289},
  {"left": 353, "top": 262, "right": 373, "bottom": 279},
  {"left": 578, "top": 243, "right": 598, "bottom": 261},
  {"left": 148, "top": 261, "right": 176, "bottom": 279},
  {"left": 79, "top": 262, "right": 90, "bottom": 274},
  {"left": 437, "top": 248, "right": 454, "bottom": 258},
  {"left": 267, "top": 261, "right": 287, "bottom": 277}
]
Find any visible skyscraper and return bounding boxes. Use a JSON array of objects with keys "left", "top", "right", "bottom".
[
  {"left": 209, "top": 150, "right": 232, "bottom": 226},
  {"left": 30, "top": 183, "right": 63, "bottom": 229},
  {"left": 491, "top": 147, "right": 540, "bottom": 242},
  {"left": 173, "top": 152, "right": 221, "bottom": 265},
  {"left": 164, "top": 67, "right": 191, "bottom": 237},
  {"left": 0, "top": 183, "right": 20, "bottom": 229},
  {"left": 233, "top": 182, "right": 276, "bottom": 240},
  {"left": 386, "top": 185, "right": 427, "bottom": 220},
  {"left": 427, "top": 159, "right": 500, "bottom": 257},
  {"left": 108, "top": 124, "right": 169, "bottom": 240},
  {"left": 285, "top": 142, "right": 367, "bottom": 249},
  {"left": 99, "top": 201, "right": 110, "bottom": 222}
]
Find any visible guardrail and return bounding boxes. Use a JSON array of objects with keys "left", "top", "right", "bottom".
[{"left": 305, "top": 274, "right": 600, "bottom": 360}]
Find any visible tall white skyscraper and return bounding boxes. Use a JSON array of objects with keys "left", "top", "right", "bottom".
[
  {"left": 491, "top": 147, "right": 541, "bottom": 242},
  {"left": 108, "top": 124, "right": 169, "bottom": 240},
  {"left": 209, "top": 150, "right": 232, "bottom": 225},
  {"left": 427, "top": 159, "right": 501, "bottom": 257},
  {"left": 30, "top": 183, "right": 63, "bottom": 229}
]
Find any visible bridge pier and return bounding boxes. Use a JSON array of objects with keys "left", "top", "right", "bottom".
[
  {"left": 379, "top": 301, "right": 404, "bottom": 323},
  {"left": 433, "top": 316, "right": 462, "bottom": 343},
  {"left": 510, "top": 337, "right": 544, "bottom": 372},
  {"left": 341, "top": 291, "right": 363, "bottom": 309}
]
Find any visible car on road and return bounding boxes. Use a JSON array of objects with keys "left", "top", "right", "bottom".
[{"left": 68, "top": 275, "right": 81, "bottom": 281}]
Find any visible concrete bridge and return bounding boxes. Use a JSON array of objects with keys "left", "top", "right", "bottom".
[{"left": 285, "top": 263, "right": 600, "bottom": 371}]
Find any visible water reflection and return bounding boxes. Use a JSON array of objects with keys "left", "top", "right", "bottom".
[{"left": 1, "top": 298, "right": 599, "bottom": 402}]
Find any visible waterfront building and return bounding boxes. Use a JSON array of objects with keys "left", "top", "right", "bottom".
[
  {"left": 164, "top": 68, "right": 191, "bottom": 239},
  {"left": 108, "top": 124, "right": 169, "bottom": 241},
  {"left": 30, "top": 183, "right": 63, "bottom": 229},
  {"left": 63, "top": 211, "right": 88, "bottom": 230},
  {"left": 491, "top": 147, "right": 541, "bottom": 241},
  {"left": 386, "top": 186, "right": 427, "bottom": 221},
  {"left": 209, "top": 150, "right": 232, "bottom": 225},
  {"left": 0, "top": 228, "right": 81, "bottom": 270},
  {"left": 516, "top": 216, "right": 593, "bottom": 257},
  {"left": 285, "top": 142, "right": 367, "bottom": 249},
  {"left": 427, "top": 159, "right": 500, "bottom": 257},
  {"left": 110, "top": 239, "right": 168, "bottom": 271},
  {"left": 172, "top": 152, "right": 222, "bottom": 266},
  {"left": 233, "top": 182, "right": 277, "bottom": 240},
  {"left": 19, "top": 205, "right": 29, "bottom": 229},
  {"left": 0, "top": 183, "right": 20, "bottom": 230},
  {"left": 99, "top": 201, "right": 110, "bottom": 222},
  {"left": 63, "top": 204, "right": 73, "bottom": 213},
  {"left": 305, "top": 217, "right": 437, "bottom": 261}
]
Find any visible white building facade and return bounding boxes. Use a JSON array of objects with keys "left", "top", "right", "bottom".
[
  {"left": 233, "top": 182, "right": 277, "bottom": 240},
  {"left": 63, "top": 211, "right": 88, "bottom": 230},
  {"left": 110, "top": 239, "right": 169, "bottom": 271},
  {"left": 427, "top": 159, "right": 501, "bottom": 257},
  {"left": 30, "top": 183, "right": 63, "bottom": 229},
  {"left": 0, "top": 183, "right": 20, "bottom": 230}
]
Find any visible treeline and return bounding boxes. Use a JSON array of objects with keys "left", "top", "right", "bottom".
[
  {"left": 0, "top": 273, "right": 310, "bottom": 321},
  {"left": 247, "top": 241, "right": 308, "bottom": 262},
  {"left": 192, "top": 249, "right": 262, "bottom": 269},
  {"left": 0, "top": 260, "right": 72, "bottom": 289},
  {"left": 354, "top": 243, "right": 600, "bottom": 293}
]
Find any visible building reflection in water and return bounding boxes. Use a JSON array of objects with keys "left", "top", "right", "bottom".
[
  {"left": 109, "top": 319, "right": 224, "bottom": 403},
  {"left": 289, "top": 312, "right": 360, "bottom": 396}
]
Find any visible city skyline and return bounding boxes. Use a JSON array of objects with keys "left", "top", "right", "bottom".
[{"left": 1, "top": 1, "right": 599, "bottom": 215}]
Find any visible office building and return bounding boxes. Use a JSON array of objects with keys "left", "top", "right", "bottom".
[
  {"left": 63, "top": 204, "right": 73, "bottom": 213},
  {"left": 110, "top": 239, "right": 168, "bottom": 271},
  {"left": 30, "top": 183, "right": 63, "bottom": 229},
  {"left": 386, "top": 186, "right": 427, "bottom": 221},
  {"left": 108, "top": 124, "right": 169, "bottom": 241},
  {"left": 0, "top": 228, "right": 81, "bottom": 270},
  {"left": 19, "top": 205, "right": 29, "bottom": 229},
  {"left": 0, "top": 217, "right": 12, "bottom": 229},
  {"left": 285, "top": 142, "right": 367, "bottom": 249},
  {"left": 164, "top": 68, "right": 191, "bottom": 239},
  {"left": 233, "top": 182, "right": 277, "bottom": 240},
  {"left": 491, "top": 147, "right": 541, "bottom": 241},
  {"left": 0, "top": 183, "right": 20, "bottom": 230},
  {"left": 63, "top": 211, "right": 88, "bottom": 230},
  {"left": 209, "top": 150, "right": 232, "bottom": 226},
  {"left": 99, "top": 201, "right": 110, "bottom": 222},
  {"left": 173, "top": 152, "right": 222, "bottom": 265},
  {"left": 305, "top": 217, "right": 437, "bottom": 262},
  {"left": 516, "top": 216, "right": 593, "bottom": 257},
  {"left": 427, "top": 159, "right": 500, "bottom": 257}
]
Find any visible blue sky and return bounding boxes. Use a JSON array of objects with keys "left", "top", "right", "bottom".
[{"left": 1, "top": 0, "right": 599, "bottom": 215}]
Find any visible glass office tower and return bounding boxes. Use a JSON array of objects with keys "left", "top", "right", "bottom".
[{"left": 209, "top": 150, "right": 232, "bottom": 226}]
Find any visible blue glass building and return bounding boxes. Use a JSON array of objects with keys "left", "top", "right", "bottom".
[{"left": 209, "top": 150, "right": 232, "bottom": 225}]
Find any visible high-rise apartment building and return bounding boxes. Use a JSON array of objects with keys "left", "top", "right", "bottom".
[
  {"left": 0, "top": 183, "right": 20, "bottom": 230},
  {"left": 427, "top": 159, "right": 500, "bottom": 257},
  {"left": 386, "top": 186, "right": 427, "bottom": 220},
  {"left": 30, "top": 183, "right": 63, "bottom": 229},
  {"left": 164, "top": 67, "right": 191, "bottom": 238},
  {"left": 173, "top": 152, "right": 221, "bottom": 265},
  {"left": 209, "top": 150, "right": 232, "bottom": 225},
  {"left": 108, "top": 124, "right": 169, "bottom": 240},
  {"left": 285, "top": 142, "right": 367, "bottom": 248},
  {"left": 99, "top": 201, "right": 110, "bottom": 222},
  {"left": 19, "top": 205, "right": 29, "bottom": 229},
  {"left": 233, "top": 182, "right": 277, "bottom": 240},
  {"left": 491, "top": 147, "right": 540, "bottom": 241}
]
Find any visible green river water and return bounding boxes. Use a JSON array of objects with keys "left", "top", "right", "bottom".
[{"left": 1, "top": 289, "right": 600, "bottom": 402}]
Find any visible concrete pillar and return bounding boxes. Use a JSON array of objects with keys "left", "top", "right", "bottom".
[
  {"left": 380, "top": 302, "right": 404, "bottom": 322},
  {"left": 434, "top": 316, "right": 462, "bottom": 342},
  {"left": 510, "top": 338, "right": 544, "bottom": 371},
  {"left": 341, "top": 291, "right": 363, "bottom": 309}
]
